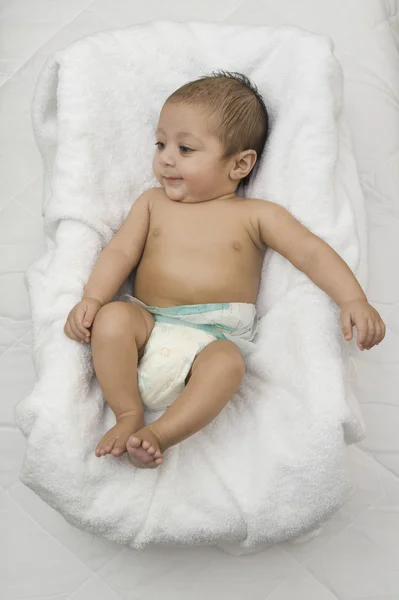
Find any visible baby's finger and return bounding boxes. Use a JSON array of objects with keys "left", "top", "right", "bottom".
[
  {"left": 376, "top": 320, "right": 386, "bottom": 345},
  {"left": 64, "top": 322, "right": 79, "bottom": 342},
  {"left": 63, "top": 322, "right": 70, "bottom": 339},
  {"left": 355, "top": 315, "right": 368, "bottom": 349},
  {"left": 74, "top": 308, "right": 90, "bottom": 338},
  {"left": 70, "top": 318, "right": 86, "bottom": 342},
  {"left": 82, "top": 304, "right": 97, "bottom": 328},
  {"left": 373, "top": 321, "right": 382, "bottom": 347},
  {"left": 341, "top": 311, "right": 353, "bottom": 341},
  {"left": 364, "top": 318, "right": 375, "bottom": 349}
]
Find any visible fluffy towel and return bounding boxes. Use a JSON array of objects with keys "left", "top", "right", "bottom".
[{"left": 15, "top": 20, "right": 368, "bottom": 555}]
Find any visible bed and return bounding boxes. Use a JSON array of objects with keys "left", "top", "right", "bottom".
[{"left": 1, "top": 1, "right": 398, "bottom": 599}]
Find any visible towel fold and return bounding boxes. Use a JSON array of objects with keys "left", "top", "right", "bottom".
[{"left": 15, "top": 20, "right": 367, "bottom": 554}]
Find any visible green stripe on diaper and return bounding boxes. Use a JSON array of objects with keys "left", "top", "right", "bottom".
[
  {"left": 153, "top": 315, "right": 226, "bottom": 339},
  {"left": 147, "top": 302, "right": 230, "bottom": 316}
]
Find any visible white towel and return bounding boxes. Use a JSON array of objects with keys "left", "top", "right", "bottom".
[{"left": 15, "top": 20, "right": 368, "bottom": 554}]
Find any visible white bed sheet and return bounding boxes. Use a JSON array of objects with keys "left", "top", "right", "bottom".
[{"left": 1, "top": 1, "right": 398, "bottom": 599}]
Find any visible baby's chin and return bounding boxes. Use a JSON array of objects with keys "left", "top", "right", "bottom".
[
  {"left": 164, "top": 188, "right": 185, "bottom": 202},
  {"left": 161, "top": 180, "right": 205, "bottom": 203},
  {"left": 163, "top": 182, "right": 190, "bottom": 203}
]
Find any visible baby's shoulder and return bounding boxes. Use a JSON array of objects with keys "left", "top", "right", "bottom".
[
  {"left": 139, "top": 186, "right": 165, "bottom": 212},
  {"left": 241, "top": 196, "right": 279, "bottom": 219},
  {"left": 243, "top": 196, "right": 277, "bottom": 208},
  {"left": 242, "top": 197, "right": 287, "bottom": 240}
]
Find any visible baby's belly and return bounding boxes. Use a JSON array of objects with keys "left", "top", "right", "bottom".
[{"left": 133, "top": 255, "right": 261, "bottom": 307}]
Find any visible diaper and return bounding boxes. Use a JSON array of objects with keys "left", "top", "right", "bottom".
[{"left": 123, "top": 295, "right": 259, "bottom": 412}]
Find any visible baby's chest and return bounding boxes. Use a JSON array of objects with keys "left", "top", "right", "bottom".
[{"left": 148, "top": 217, "right": 250, "bottom": 254}]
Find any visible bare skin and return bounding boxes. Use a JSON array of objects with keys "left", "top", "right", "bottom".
[
  {"left": 91, "top": 189, "right": 263, "bottom": 467},
  {"left": 64, "top": 100, "right": 386, "bottom": 469}
]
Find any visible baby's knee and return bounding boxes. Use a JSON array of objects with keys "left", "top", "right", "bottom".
[
  {"left": 211, "top": 340, "right": 246, "bottom": 381},
  {"left": 91, "top": 301, "right": 134, "bottom": 339},
  {"left": 223, "top": 344, "right": 246, "bottom": 381}
]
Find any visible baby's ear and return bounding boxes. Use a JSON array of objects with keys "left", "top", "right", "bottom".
[{"left": 230, "top": 149, "right": 257, "bottom": 181}]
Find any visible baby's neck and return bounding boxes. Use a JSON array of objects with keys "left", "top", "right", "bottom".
[{"left": 181, "top": 191, "right": 239, "bottom": 205}]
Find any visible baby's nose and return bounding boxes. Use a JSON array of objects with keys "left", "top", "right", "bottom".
[{"left": 160, "top": 151, "right": 176, "bottom": 167}]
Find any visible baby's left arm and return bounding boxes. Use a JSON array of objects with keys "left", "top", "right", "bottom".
[{"left": 256, "top": 200, "right": 386, "bottom": 350}]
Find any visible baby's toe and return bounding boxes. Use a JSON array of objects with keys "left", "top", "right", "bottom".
[
  {"left": 154, "top": 450, "right": 162, "bottom": 459},
  {"left": 127, "top": 435, "right": 142, "bottom": 449},
  {"left": 147, "top": 446, "right": 156, "bottom": 455},
  {"left": 111, "top": 446, "right": 125, "bottom": 456},
  {"left": 142, "top": 440, "right": 150, "bottom": 450}
]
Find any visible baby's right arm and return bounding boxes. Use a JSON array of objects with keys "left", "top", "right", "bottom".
[
  {"left": 64, "top": 190, "right": 152, "bottom": 342},
  {"left": 83, "top": 190, "right": 152, "bottom": 305}
]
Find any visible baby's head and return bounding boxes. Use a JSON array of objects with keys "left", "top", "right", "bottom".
[{"left": 152, "top": 71, "right": 268, "bottom": 203}]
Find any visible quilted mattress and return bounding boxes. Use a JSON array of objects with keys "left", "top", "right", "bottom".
[{"left": 1, "top": 1, "right": 398, "bottom": 599}]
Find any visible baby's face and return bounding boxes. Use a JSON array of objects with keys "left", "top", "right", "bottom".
[{"left": 152, "top": 102, "right": 234, "bottom": 203}]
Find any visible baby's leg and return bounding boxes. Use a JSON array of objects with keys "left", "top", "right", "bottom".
[
  {"left": 127, "top": 340, "right": 245, "bottom": 467},
  {"left": 90, "top": 301, "right": 158, "bottom": 459}
]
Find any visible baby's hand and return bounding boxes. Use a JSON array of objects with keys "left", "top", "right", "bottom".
[
  {"left": 340, "top": 299, "right": 386, "bottom": 351},
  {"left": 64, "top": 297, "right": 103, "bottom": 343}
]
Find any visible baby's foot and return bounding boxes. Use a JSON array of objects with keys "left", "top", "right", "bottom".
[
  {"left": 126, "top": 425, "right": 163, "bottom": 469},
  {"left": 95, "top": 411, "right": 144, "bottom": 458}
]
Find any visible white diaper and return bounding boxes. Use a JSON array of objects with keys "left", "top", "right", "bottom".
[
  {"left": 137, "top": 323, "right": 217, "bottom": 411},
  {"left": 123, "top": 295, "right": 259, "bottom": 412}
]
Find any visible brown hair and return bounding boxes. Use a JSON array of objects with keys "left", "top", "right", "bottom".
[{"left": 166, "top": 70, "right": 269, "bottom": 189}]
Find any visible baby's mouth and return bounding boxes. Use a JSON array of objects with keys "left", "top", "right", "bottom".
[{"left": 165, "top": 176, "right": 182, "bottom": 183}]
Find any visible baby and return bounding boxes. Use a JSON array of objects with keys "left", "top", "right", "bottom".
[{"left": 64, "top": 71, "right": 386, "bottom": 469}]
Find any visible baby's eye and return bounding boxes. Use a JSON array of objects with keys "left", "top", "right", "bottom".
[
  {"left": 180, "top": 145, "right": 193, "bottom": 154},
  {"left": 155, "top": 141, "right": 164, "bottom": 149}
]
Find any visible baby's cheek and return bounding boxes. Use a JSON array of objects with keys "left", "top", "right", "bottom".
[
  {"left": 189, "top": 174, "right": 207, "bottom": 192},
  {"left": 153, "top": 154, "right": 166, "bottom": 176},
  {"left": 152, "top": 156, "right": 160, "bottom": 177},
  {"left": 185, "top": 162, "right": 210, "bottom": 186}
]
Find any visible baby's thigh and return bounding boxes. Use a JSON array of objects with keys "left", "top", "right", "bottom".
[
  {"left": 126, "top": 303, "right": 154, "bottom": 357},
  {"left": 186, "top": 339, "right": 245, "bottom": 384},
  {"left": 93, "top": 301, "right": 154, "bottom": 354}
]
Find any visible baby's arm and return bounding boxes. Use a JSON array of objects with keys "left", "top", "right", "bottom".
[
  {"left": 83, "top": 190, "right": 152, "bottom": 305},
  {"left": 256, "top": 200, "right": 386, "bottom": 350}
]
